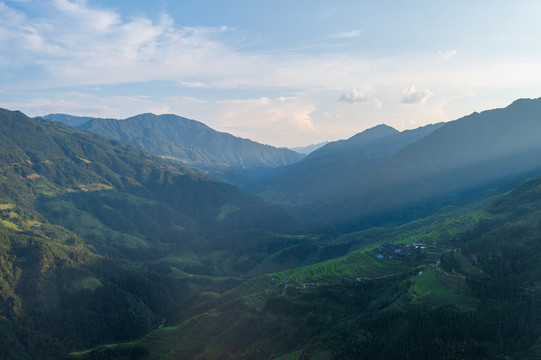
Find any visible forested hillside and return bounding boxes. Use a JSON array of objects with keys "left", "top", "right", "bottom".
[
  {"left": 41, "top": 113, "right": 304, "bottom": 185},
  {"left": 0, "top": 109, "right": 310, "bottom": 359},
  {"left": 254, "top": 98, "right": 541, "bottom": 232},
  {"left": 252, "top": 123, "right": 442, "bottom": 209},
  {"left": 4, "top": 99, "right": 541, "bottom": 359},
  {"left": 82, "top": 176, "right": 541, "bottom": 359}
]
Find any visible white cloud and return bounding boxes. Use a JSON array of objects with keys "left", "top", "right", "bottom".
[
  {"left": 401, "top": 85, "right": 433, "bottom": 104},
  {"left": 180, "top": 81, "right": 208, "bottom": 88},
  {"left": 14, "top": 98, "right": 118, "bottom": 118},
  {"left": 0, "top": 1, "right": 379, "bottom": 92},
  {"left": 52, "top": 0, "right": 120, "bottom": 31},
  {"left": 210, "top": 97, "right": 317, "bottom": 146},
  {"left": 333, "top": 30, "right": 363, "bottom": 39},
  {"left": 216, "top": 97, "right": 315, "bottom": 131},
  {"left": 438, "top": 49, "right": 458, "bottom": 58},
  {"left": 0, "top": 1, "right": 244, "bottom": 86},
  {"left": 147, "top": 105, "right": 171, "bottom": 115},
  {"left": 165, "top": 95, "right": 207, "bottom": 106},
  {"left": 339, "top": 88, "right": 370, "bottom": 103},
  {"left": 0, "top": 2, "right": 25, "bottom": 25},
  {"left": 3, "top": 1, "right": 541, "bottom": 147}
]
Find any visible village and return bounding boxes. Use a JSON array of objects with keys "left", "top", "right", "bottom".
[{"left": 375, "top": 242, "right": 423, "bottom": 259}]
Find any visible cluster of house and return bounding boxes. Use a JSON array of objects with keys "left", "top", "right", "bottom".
[
  {"left": 271, "top": 278, "right": 290, "bottom": 286},
  {"left": 376, "top": 242, "right": 422, "bottom": 259}
]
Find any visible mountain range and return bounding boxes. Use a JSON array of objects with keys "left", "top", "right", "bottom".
[
  {"left": 4, "top": 98, "right": 541, "bottom": 359},
  {"left": 73, "top": 170, "right": 541, "bottom": 360},
  {"left": 252, "top": 98, "right": 541, "bottom": 231},
  {"left": 41, "top": 99, "right": 541, "bottom": 232},
  {"left": 40, "top": 113, "right": 304, "bottom": 184},
  {"left": 289, "top": 141, "right": 329, "bottom": 154},
  {"left": 0, "top": 108, "right": 318, "bottom": 358}
]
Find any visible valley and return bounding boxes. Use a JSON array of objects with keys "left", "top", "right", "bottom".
[
  {"left": 2, "top": 99, "right": 541, "bottom": 359},
  {"left": 3, "top": 1, "right": 540, "bottom": 358}
]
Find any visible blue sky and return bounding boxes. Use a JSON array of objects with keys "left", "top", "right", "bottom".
[{"left": 1, "top": 0, "right": 541, "bottom": 147}]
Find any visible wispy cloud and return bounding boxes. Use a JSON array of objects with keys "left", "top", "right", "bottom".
[
  {"left": 165, "top": 95, "right": 207, "bottom": 106},
  {"left": 0, "top": 1, "right": 374, "bottom": 94},
  {"left": 401, "top": 85, "right": 433, "bottom": 104},
  {"left": 2, "top": 1, "right": 540, "bottom": 147},
  {"left": 7, "top": 97, "right": 118, "bottom": 118},
  {"left": 438, "top": 49, "right": 458, "bottom": 58},
  {"left": 339, "top": 88, "right": 370, "bottom": 103},
  {"left": 211, "top": 96, "right": 317, "bottom": 145},
  {"left": 180, "top": 81, "right": 208, "bottom": 88},
  {"left": 333, "top": 30, "right": 362, "bottom": 39},
  {"left": 0, "top": 1, "right": 246, "bottom": 86}
]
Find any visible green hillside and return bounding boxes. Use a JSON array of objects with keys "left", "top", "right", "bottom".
[
  {"left": 255, "top": 98, "right": 541, "bottom": 232},
  {"left": 5, "top": 105, "right": 541, "bottom": 359},
  {"left": 0, "top": 109, "right": 310, "bottom": 359},
  {"left": 41, "top": 113, "right": 305, "bottom": 185},
  {"left": 73, "top": 182, "right": 541, "bottom": 359},
  {"left": 251, "top": 123, "right": 441, "bottom": 208}
]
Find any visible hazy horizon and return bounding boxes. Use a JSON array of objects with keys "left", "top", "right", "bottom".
[{"left": 2, "top": 0, "right": 541, "bottom": 147}]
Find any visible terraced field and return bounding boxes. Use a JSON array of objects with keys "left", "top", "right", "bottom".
[
  {"left": 0, "top": 203, "right": 14, "bottom": 210},
  {"left": 408, "top": 266, "right": 478, "bottom": 310},
  {"left": 271, "top": 249, "right": 426, "bottom": 285},
  {"left": 339, "top": 203, "right": 490, "bottom": 250},
  {"left": 69, "top": 200, "right": 491, "bottom": 360}
]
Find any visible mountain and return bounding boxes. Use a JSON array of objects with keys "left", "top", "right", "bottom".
[
  {"left": 254, "top": 98, "right": 541, "bottom": 231},
  {"left": 290, "top": 141, "right": 329, "bottom": 155},
  {"left": 306, "top": 123, "right": 400, "bottom": 158},
  {"left": 251, "top": 122, "right": 442, "bottom": 213},
  {"left": 6, "top": 98, "right": 541, "bottom": 359},
  {"left": 40, "top": 113, "right": 305, "bottom": 184},
  {"left": 0, "top": 108, "right": 312, "bottom": 260},
  {"left": 0, "top": 108, "right": 310, "bottom": 358},
  {"left": 38, "top": 113, "right": 110, "bottom": 127}
]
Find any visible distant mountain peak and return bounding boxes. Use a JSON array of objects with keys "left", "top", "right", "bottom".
[
  {"left": 348, "top": 124, "right": 398, "bottom": 142},
  {"left": 290, "top": 141, "right": 329, "bottom": 155},
  {"left": 509, "top": 97, "right": 541, "bottom": 106},
  {"left": 305, "top": 123, "right": 399, "bottom": 160}
]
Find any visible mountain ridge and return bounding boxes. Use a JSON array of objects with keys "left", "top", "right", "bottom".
[
  {"left": 289, "top": 141, "right": 329, "bottom": 155},
  {"left": 40, "top": 112, "right": 305, "bottom": 184},
  {"left": 0, "top": 108, "right": 312, "bottom": 357},
  {"left": 5, "top": 98, "right": 541, "bottom": 359},
  {"left": 251, "top": 122, "right": 443, "bottom": 208},
  {"left": 253, "top": 97, "right": 541, "bottom": 231}
]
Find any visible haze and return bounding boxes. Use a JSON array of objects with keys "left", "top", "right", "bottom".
[{"left": 2, "top": 0, "right": 541, "bottom": 147}]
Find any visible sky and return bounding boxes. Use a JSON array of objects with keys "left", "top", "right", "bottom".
[{"left": 1, "top": 0, "right": 541, "bottom": 148}]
